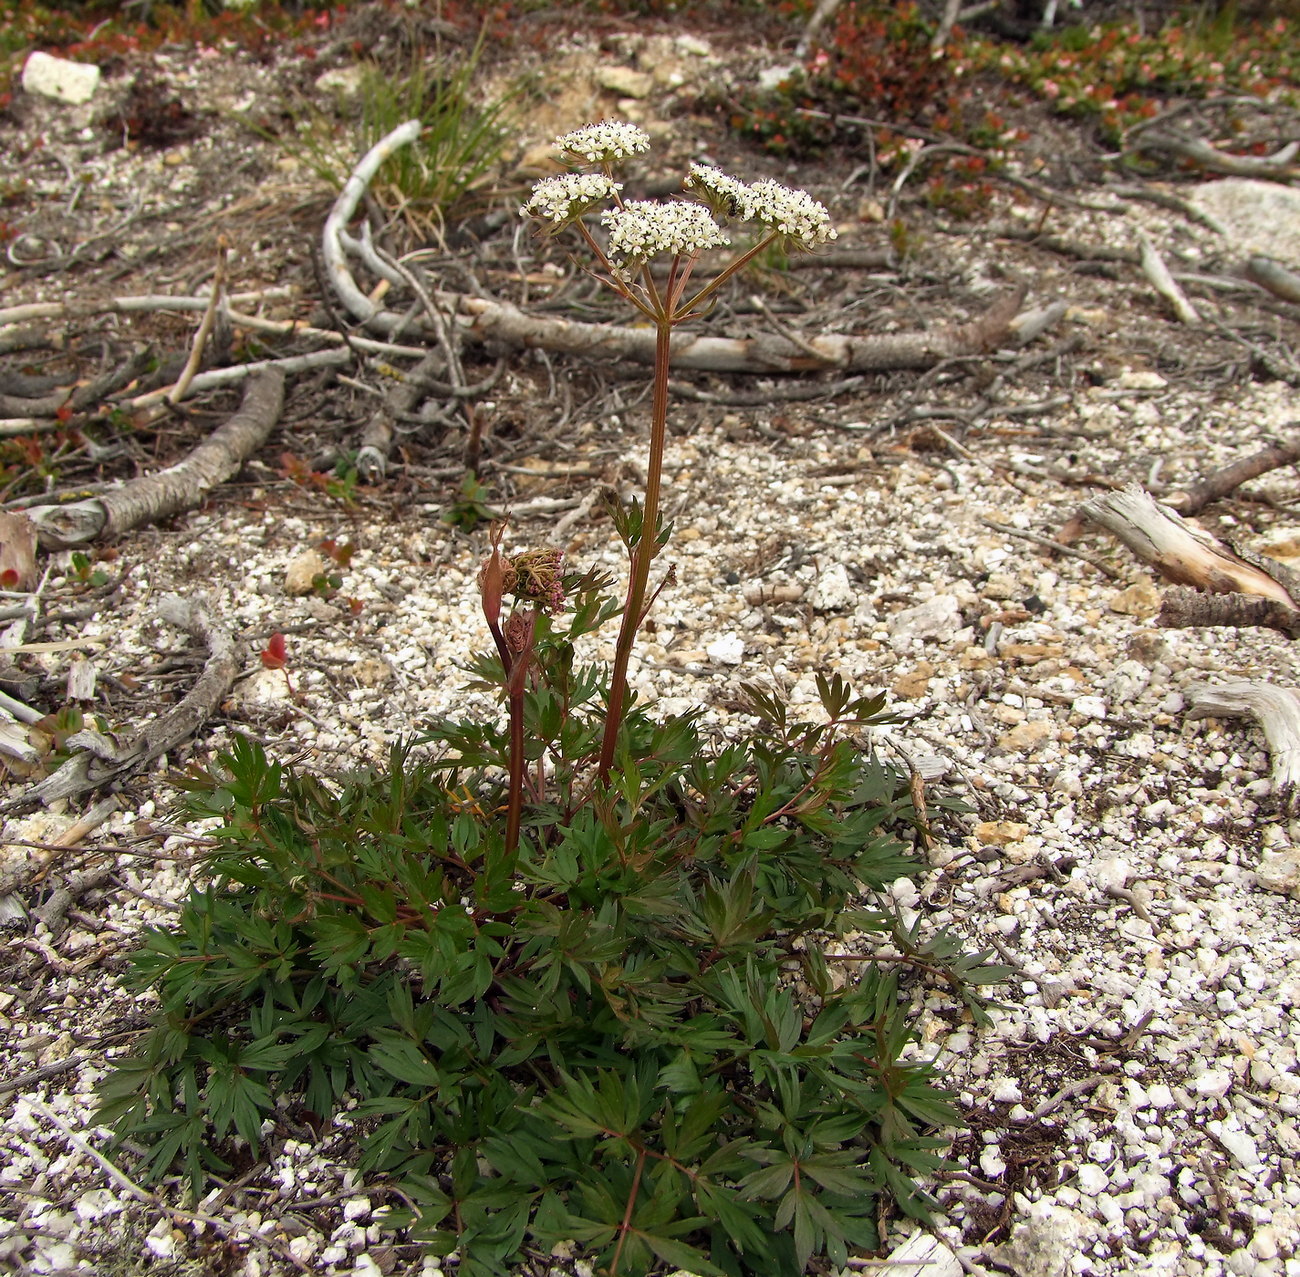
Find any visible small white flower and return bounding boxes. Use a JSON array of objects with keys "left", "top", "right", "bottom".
[
  {"left": 521, "top": 173, "right": 622, "bottom": 224},
  {"left": 555, "top": 121, "right": 651, "bottom": 165},
  {"left": 745, "top": 178, "right": 837, "bottom": 246},
  {"left": 601, "top": 200, "right": 729, "bottom": 261},
  {"left": 685, "top": 163, "right": 754, "bottom": 218}
]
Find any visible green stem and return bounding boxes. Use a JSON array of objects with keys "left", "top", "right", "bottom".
[{"left": 598, "top": 316, "right": 673, "bottom": 781}]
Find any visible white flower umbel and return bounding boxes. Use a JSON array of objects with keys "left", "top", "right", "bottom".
[
  {"left": 601, "top": 200, "right": 729, "bottom": 262},
  {"left": 521, "top": 173, "right": 622, "bottom": 225},
  {"left": 684, "top": 163, "right": 754, "bottom": 219},
  {"left": 745, "top": 178, "right": 837, "bottom": 247},
  {"left": 555, "top": 121, "right": 651, "bottom": 165}
]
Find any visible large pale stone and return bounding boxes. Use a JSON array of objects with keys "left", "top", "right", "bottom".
[
  {"left": 888, "top": 593, "right": 961, "bottom": 645},
  {"left": 21, "top": 52, "right": 100, "bottom": 105},
  {"left": 595, "top": 66, "right": 653, "bottom": 99},
  {"left": 1191, "top": 179, "right": 1300, "bottom": 267}
]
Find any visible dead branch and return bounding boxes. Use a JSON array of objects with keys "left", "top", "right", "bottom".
[
  {"left": 1080, "top": 484, "right": 1300, "bottom": 608},
  {"left": 994, "top": 223, "right": 1139, "bottom": 264},
  {"left": 1132, "top": 132, "right": 1300, "bottom": 179},
  {"left": 457, "top": 286, "right": 1029, "bottom": 373},
  {"left": 1159, "top": 586, "right": 1300, "bottom": 638},
  {"left": 1166, "top": 428, "right": 1300, "bottom": 515},
  {"left": 166, "top": 237, "right": 228, "bottom": 404},
  {"left": 1184, "top": 680, "right": 1300, "bottom": 813},
  {"left": 0, "top": 286, "right": 294, "bottom": 328},
  {"left": 27, "top": 368, "right": 285, "bottom": 549},
  {"left": 1245, "top": 256, "right": 1300, "bottom": 305},
  {"left": 13, "top": 595, "right": 240, "bottom": 809},
  {"left": 357, "top": 349, "right": 445, "bottom": 480},
  {"left": 1138, "top": 231, "right": 1199, "bottom": 325},
  {"left": 322, "top": 117, "right": 424, "bottom": 326}
]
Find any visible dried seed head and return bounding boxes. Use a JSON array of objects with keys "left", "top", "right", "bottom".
[{"left": 510, "top": 548, "right": 567, "bottom": 614}]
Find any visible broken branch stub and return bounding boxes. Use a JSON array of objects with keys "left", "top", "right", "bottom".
[
  {"left": 1185, "top": 681, "right": 1300, "bottom": 815},
  {"left": 27, "top": 368, "right": 285, "bottom": 549},
  {"left": 1080, "top": 484, "right": 1300, "bottom": 611}
]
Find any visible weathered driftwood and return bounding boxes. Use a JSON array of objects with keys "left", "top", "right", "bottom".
[
  {"left": 0, "top": 287, "right": 294, "bottom": 328},
  {"left": 457, "top": 288, "right": 1028, "bottom": 373},
  {"left": 325, "top": 121, "right": 1034, "bottom": 374},
  {"left": 1185, "top": 680, "right": 1300, "bottom": 814},
  {"left": 1166, "top": 428, "right": 1300, "bottom": 516},
  {"left": 1080, "top": 485, "right": 1300, "bottom": 610},
  {"left": 26, "top": 368, "right": 284, "bottom": 549},
  {"left": 13, "top": 595, "right": 240, "bottom": 809}
]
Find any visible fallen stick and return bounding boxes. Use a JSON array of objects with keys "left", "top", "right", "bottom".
[
  {"left": 1166, "top": 427, "right": 1300, "bottom": 515},
  {"left": 1080, "top": 484, "right": 1299, "bottom": 609},
  {"left": 357, "top": 349, "right": 445, "bottom": 480},
  {"left": 166, "top": 237, "right": 228, "bottom": 404},
  {"left": 322, "top": 117, "right": 423, "bottom": 326},
  {"left": 457, "top": 287, "right": 1031, "bottom": 373},
  {"left": 1184, "top": 680, "right": 1300, "bottom": 814},
  {"left": 13, "top": 595, "right": 241, "bottom": 809},
  {"left": 0, "top": 286, "right": 295, "bottom": 327},
  {"left": 129, "top": 348, "right": 336, "bottom": 410},
  {"left": 26, "top": 368, "right": 284, "bottom": 549},
  {"left": 1138, "top": 231, "right": 1199, "bottom": 325},
  {"left": 1245, "top": 256, "right": 1300, "bottom": 305},
  {"left": 1133, "top": 133, "right": 1300, "bottom": 179}
]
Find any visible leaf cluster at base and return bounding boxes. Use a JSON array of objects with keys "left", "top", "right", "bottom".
[{"left": 100, "top": 585, "right": 1008, "bottom": 1277}]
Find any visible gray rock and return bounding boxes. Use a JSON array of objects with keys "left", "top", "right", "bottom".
[
  {"left": 1255, "top": 846, "right": 1300, "bottom": 899},
  {"left": 887, "top": 594, "right": 960, "bottom": 646},
  {"left": 1191, "top": 179, "right": 1300, "bottom": 267}
]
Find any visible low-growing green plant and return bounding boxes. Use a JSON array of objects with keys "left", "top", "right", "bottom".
[
  {"left": 251, "top": 29, "right": 515, "bottom": 242},
  {"left": 441, "top": 469, "right": 498, "bottom": 532},
  {"left": 101, "top": 123, "right": 1009, "bottom": 1276},
  {"left": 968, "top": 12, "right": 1298, "bottom": 143}
]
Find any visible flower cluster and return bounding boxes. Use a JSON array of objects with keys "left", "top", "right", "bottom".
[
  {"left": 745, "top": 179, "right": 836, "bottom": 246},
  {"left": 686, "top": 164, "right": 836, "bottom": 248},
  {"left": 521, "top": 173, "right": 623, "bottom": 225},
  {"left": 554, "top": 121, "right": 651, "bottom": 165},
  {"left": 600, "top": 200, "right": 729, "bottom": 263},
  {"left": 684, "top": 163, "right": 753, "bottom": 218}
]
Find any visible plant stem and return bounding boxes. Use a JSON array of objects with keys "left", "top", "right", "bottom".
[
  {"left": 597, "top": 316, "right": 673, "bottom": 781},
  {"left": 506, "top": 681, "right": 525, "bottom": 855}
]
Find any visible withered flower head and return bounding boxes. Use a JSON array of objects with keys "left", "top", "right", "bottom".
[
  {"left": 504, "top": 609, "right": 537, "bottom": 656},
  {"left": 510, "top": 548, "right": 567, "bottom": 615}
]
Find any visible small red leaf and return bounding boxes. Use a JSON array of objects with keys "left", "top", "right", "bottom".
[{"left": 260, "top": 632, "right": 287, "bottom": 670}]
